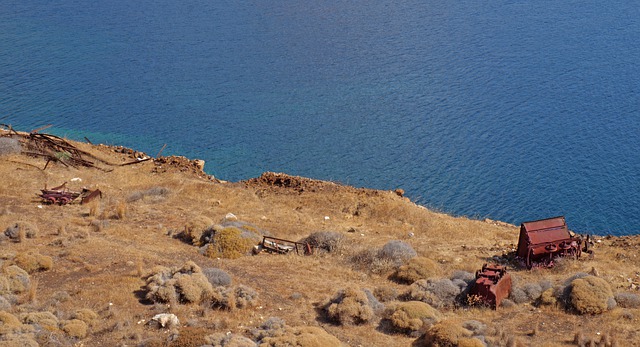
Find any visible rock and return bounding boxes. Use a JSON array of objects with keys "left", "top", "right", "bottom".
[
  {"left": 394, "top": 189, "right": 405, "bottom": 197},
  {"left": 224, "top": 213, "right": 238, "bottom": 221},
  {"left": 150, "top": 313, "right": 180, "bottom": 329},
  {"left": 589, "top": 267, "right": 599, "bottom": 276},
  {"left": 194, "top": 159, "right": 205, "bottom": 171}
]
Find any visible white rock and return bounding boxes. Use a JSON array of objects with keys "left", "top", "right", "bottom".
[
  {"left": 151, "top": 313, "right": 180, "bottom": 329},
  {"left": 225, "top": 213, "right": 238, "bottom": 221}
]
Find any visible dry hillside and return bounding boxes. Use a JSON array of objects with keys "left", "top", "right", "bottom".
[{"left": 0, "top": 128, "right": 639, "bottom": 347}]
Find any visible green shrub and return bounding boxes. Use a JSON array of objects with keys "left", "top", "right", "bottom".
[
  {"left": 323, "top": 287, "right": 375, "bottom": 325},
  {"left": 383, "top": 301, "right": 441, "bottom": 334},
  {"left": 569, "top": 275, "right": 614, "bottom": 314},
  {"left": 393, "top": 257, "right": 440, "bottom": 284}
]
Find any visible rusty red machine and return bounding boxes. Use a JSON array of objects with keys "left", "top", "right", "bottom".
[
  {"left": 468, "top": 263, "right": 512, "bottom": 308},
  {"left": 38, "top": 182, "right": 102, "bottom": 205},
  {"left": 516, "top": 216, "right": 581, "bottom": 269}
]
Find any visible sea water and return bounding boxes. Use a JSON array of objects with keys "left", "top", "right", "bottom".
[{"left": 1, "top": 0, "right": 639, "bottom": 235}]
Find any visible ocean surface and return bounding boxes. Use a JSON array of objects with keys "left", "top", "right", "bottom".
[{"left": 1, "top": 1, "right": 639, "bottom": 235}]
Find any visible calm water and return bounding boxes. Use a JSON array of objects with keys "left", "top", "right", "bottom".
[{"left": 1, "top": 1, "right": 639, "bottom": 235}]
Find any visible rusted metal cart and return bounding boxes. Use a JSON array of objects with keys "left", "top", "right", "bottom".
[
  {"left": 257, "top": 236, "right": 312, "bottom": 255},
  {"left": 516, "top": 216, "right": 581, "bottom": 269},
  {"left": 468, "top": 263, "right": 512, "bottom": 309},
  {"left": 38, "top": 182, "right": 101, "bottom": 205}
]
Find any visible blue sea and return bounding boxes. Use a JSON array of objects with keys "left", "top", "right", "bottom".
[{"left": 1, "top": 1, "right": 639, "bottom": 235}]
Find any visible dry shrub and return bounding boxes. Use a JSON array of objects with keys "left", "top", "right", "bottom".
[
  {"left": 0, "top": 310, "right": 22, "bottom": 331},
  {"left": 211, "top": 284, "right": 259, "bottom": 310},
  {"left": 114, "top": 200, "right": 127, "bottom": 220},
  {"left": 72, "top": 309, "right": 98, "bottom": 326},
  {"left": 393, "top": 257, "right": 440, "bottom": 284},
  {"left": 251, "top": 316, "right": 286, "bottom": 341},
  {"left": 205, "top": 332, "right": 257, "bottom": 347},
  {"left": 180, "top": 216, "right": 214, "bottom": 246},
  {"left": 87, "top": 200, "right": 100, "bottom": 217},
  {"left": 202, "top": 227, "right": 259, "bottom": 259},
  {"left": 259, "top": 326, "right": 342, "bottom": 347},
  {"left": 383, "top": 301, "right": 441, "bottom": 334},
  {"left": 0, "top": 296, "right": 10, "bottom": 311},
  {"left": 4, "top": 222, "right": 38, "bottom": 241},
  {"left": 539, "top": 288, "right": 557, "bottom": 306},
  {"left": 2, "top": 265, "right": 30, "bottom": 294},
  {"left": 0, "top": 276, "right": 10, "bottom": 295},
  {"left": 350, "top": 240, "right": 416, "bottom": 274},
  {"left": 406, "top": 278, "right": 462, "bottom": 309},
  {"left": 126, "top": 186, "right": 171, "bottom": 203},
  {"left": 60, "top": 319, "right": 88, "bottom": 338},
  {"left": 203, "top": 267, "right": 232, "bottom": 287},
  {"left": 0, "top": 335, "right": 39, "bottom": 347},
  {"left": 614, "top": 292, "right": 640, "bottom": 308},
  {"left": 569, "top": 275, "right": 614, "bottom": 314},
  {"left": 374, "top": 286, "right": 398, "bottom": 302},
  {"left": 298, "top": 231, "right": 345, "bottom": 253},
  {"left": 234, "top": 284, "right": 259, "bottom": 308},
  {"left": 14, "top": 252, "right": 53, "bottom": 274},
  {"left": 323, "top": 287, "right": 375, "bottom": 325},
  {"left": 144, "top": 261, "right": 213, "bottom": 304},
  {"left": 379, "top": 240, "right": 417, "bottom": 265},
  {"left": 20, "top": 311, "right": 59, "bottom": 330},
  {"left": 415, "top": 319, "right": 481, "bottom": 347},
  {"left": 0, "top": 137, "right": 22, "bottom": 155},
  {"left": 350, "top": 248, "right": 395, "bottom": 274}
]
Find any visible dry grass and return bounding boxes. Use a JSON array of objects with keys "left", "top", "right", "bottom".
[{"left": 1, "top": 132, "right": 640, "bottom": 346}]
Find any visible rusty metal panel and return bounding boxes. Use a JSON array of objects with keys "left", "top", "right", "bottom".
[{"left": 516, "top": 216, "right": 582, "bottom": 268}]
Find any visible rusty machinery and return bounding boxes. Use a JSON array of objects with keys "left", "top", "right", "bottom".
[
  {"left": 516, "top": 216, "right": 582, "bottom": 269},
  {"left": 468, "top": 263, "right": 512, "bottom": 309}
]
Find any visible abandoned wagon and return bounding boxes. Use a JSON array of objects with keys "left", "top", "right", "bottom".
[
  {"left": 516, "top": 216, "right": 581, "bottom": 269},
  {"left": 468, "top": 263, "right": 512, "bottom": 308}
]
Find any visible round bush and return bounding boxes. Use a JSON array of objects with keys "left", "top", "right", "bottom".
[
  {"left": 615, "top": 292, "right": 640, "bottom": 308},
  {"left": 182, "top": 216, "right": 214, "bottom": 245},
  {"left": 407, "top": 278, "right": 462, "bottom": 309},
  {"left": 298, "top": 231, "right": 344, "bottom": 253},
  {"left": 203, "top": 267, "right": 232, "bottom": 287},
  {"left": 415, "top": 319, "right": 481, "bottom": 347},
  {"left": 384, "top": 301, "right": 441, "bottom": 333},
  {"left": 324, "top": 287, "right": 375, "bottom": 325},
  {"left": 61, "top": 319, "right": 88, "bottom": 338},
  {"left": 20, "top": 311, "right": 59, "bottom": 329},
  {"left": 144, "top": 262, "right": 214, "bottom": 304},
  {"left": 14, "top": 252, "right": 53, "bottom": 274},
  {"left": 202, "top": 227, "right": 259, "bottom": 259},
  {"left": 379, "top": 240, "right": 417, "bottom": 265},
  {"left": 259, "top": 326, "right": 342, "bottom": 347},
  {"left": 394, "top": 257, "right": 440, "bottom": 284},
  {"left": 3, "top": 265, "right": 30, "bottom": 294},
  {"left": 569, "top": 275, "right": 614, "bottom": 314}
]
